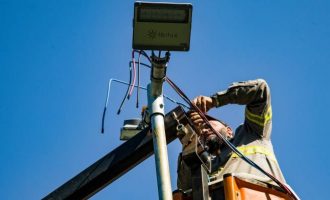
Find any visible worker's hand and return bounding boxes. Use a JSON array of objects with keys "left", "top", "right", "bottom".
[
  {"left": 188, "top": 111, "right": 220, "bottom": 136},
  {"left": 191, "top": 96, "right": 215, "bottom": 113},
  {"left": 188, "top": 111, "right": 223, "bottom": 137},
  {"left": 188, "top": 111, "right": 204, "bottom": 128}
]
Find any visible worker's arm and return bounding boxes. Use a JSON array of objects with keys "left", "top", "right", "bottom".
[{"left": 193, "top": 79, "right": 272, "bottom": 138}]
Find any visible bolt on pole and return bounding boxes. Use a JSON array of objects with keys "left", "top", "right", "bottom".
[{"left": 147, "top": 52, "right": 173, "bottom": 200}]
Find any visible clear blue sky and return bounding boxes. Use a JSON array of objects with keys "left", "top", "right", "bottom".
[{"left": 1, "top": 1, "right": 329, "bottom": 199}]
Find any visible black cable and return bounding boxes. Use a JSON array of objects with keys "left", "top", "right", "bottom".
[
  {"left": 101, "top": 107, "right": 107, "bottom": 133},
  {"left": 118, "top": 50, "right": 150, "bottom": 114},
  {"left": 133, "top": 49, "right": 151, "bottom": 63},
  {"left": 117, "top": 61, "right": 133, "bottom": 115}
]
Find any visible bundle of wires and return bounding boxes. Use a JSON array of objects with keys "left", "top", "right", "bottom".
[
  {"left": 117, "top": 50, "right": 150, "bottom": 114},
  {"left": 165, "top": 76, "right": 299, "bottom": 200},
  {"left": 101, "top": 50, "right": 188, "bottom": 133}
]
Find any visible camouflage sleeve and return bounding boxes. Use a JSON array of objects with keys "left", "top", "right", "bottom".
[{"left": 210, "top": 79, "right": 272, "bottom": 138}]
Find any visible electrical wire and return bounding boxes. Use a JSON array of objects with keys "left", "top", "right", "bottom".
[
  {"left": 136, "top": 52, "right": 142, "bottom": 108},
  {"left": 129, "top": 50, "right": 151, "bottom": 99},
  {"left": 101, "top": 78, "right": 189, "bottom": 134},
  {"left": 117, "top": 61, "right": 133, "bottom": 115},
  {"left": 164, "top": 76, "right": 299, "bottom": 200},
  {"left": 129, "top": 61, "right": 151, "bottom": 69},
  {"left": 102, "top": 79, "right": 129, "bottom": 133},
  {"left": 134, "top": 49, "right": 151, "bottom": 63},
  {"left": 128, "top": 51, "right": 137, "bottom": 99},
  {"left": 117, "top": 51, "right": 151, "bottom": 115}
]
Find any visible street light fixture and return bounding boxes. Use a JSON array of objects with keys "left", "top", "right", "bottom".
[{"left": 133, "top": 1, "right": 193, "bottom": 51}]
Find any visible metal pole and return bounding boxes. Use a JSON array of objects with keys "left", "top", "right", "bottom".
[{"left": 148, "top": 53, "right": 173, "bottom": 200}]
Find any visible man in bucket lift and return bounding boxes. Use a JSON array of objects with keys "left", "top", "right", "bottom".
[{"left": 177, "top": 79, "right": 295, "bottom": 197}]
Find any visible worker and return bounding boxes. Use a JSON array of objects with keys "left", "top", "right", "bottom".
[{"left": 177, "top": 79, "right": 287, "bottom": 192}]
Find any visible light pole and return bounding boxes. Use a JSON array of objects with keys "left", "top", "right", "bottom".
[
  {"left": 133, "top": 2, "right": 192, "bottom": 199},
  {"left": 148, "top": 52, "right": 173, "bottom": 200}
]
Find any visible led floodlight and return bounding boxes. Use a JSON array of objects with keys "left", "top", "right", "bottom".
[{"left": 133, "top": 1, "right": 192, "bottom": 51}]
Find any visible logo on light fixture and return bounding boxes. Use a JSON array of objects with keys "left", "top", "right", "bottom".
[
  {"left": 147, "top": 30, "right": 157, "bottom": 40},
  {"left": 147, "top": 30, "right": 178, "bottom": 40}
]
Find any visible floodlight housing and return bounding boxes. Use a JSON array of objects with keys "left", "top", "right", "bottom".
[{"left": 133, "top": 1, "right": 192, "bottom": 51}]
